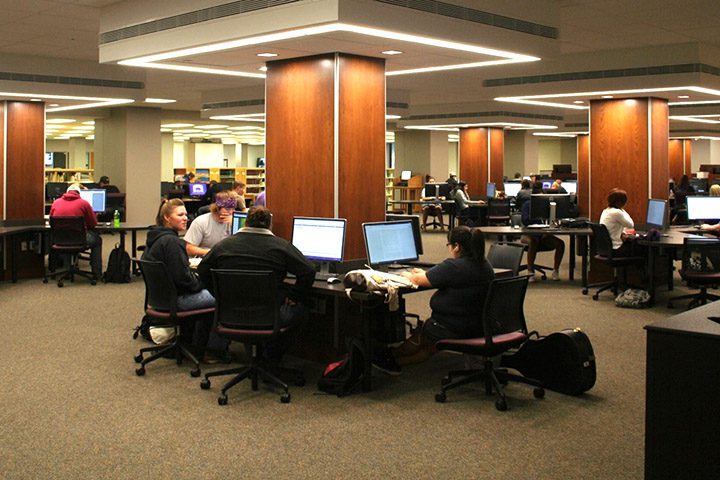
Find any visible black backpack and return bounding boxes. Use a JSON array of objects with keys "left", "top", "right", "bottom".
[
  {"left": 103, "top": 243, "right": 131, "bottom": 283},
  {"left": 317, "top": 338, "right": 365, "bottom": 397}
]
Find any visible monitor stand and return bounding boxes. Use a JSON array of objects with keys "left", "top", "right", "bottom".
[{"left": 315, "top": 261, "right": 334, "bottom": 280}]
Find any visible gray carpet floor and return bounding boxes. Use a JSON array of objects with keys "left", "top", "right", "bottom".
[{"left": 0, "top": 230, "right": 705, "bottom": 479}]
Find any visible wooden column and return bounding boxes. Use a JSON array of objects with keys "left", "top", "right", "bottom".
[
  {"left": 265, "top": 54, "right": 386, "bottom": 260},
  {"left": 669, "top": 139, "right": 683, "bottom": 184},
  {"left": 577, "top": 134, "right": 590, "bottom": 216},
  {"left": 458, "top": 127, "right": 504, "bottom": 197},
  {"left": 682, "top": 139, "right": 692, "bottom": 176},
  {"left": 589, "top": 98, "right": 669, "bottom": 221}
]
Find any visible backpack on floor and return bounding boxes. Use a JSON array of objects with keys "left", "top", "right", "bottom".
[
  {"left": 103, "top": 243, "right": 131, "bottom": 283},
  {"left": 501, "top": 328, "right": 596, "bottom": 396},
  {"left": 317, "top": 338, "right": 365, "bottom": 397}
]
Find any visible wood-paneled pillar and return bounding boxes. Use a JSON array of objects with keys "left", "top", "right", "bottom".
[
  {"left": 589, "top": 98, "right": 669, "bottom": 222},
  {"left": 669, "top": 138, "right": 692, "bottom": 184},
  {"left": 265, "top": 53, "right": 386, "bottom": 260},
  {"left": 577, "top": 134, "right": 590, "bottom": 216},
  {"left": 458, "top": 127, "right": 504, "bottom": 198}
]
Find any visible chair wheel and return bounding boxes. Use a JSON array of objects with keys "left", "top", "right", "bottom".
[
  {"left": 58, "top": 282, "right": 64, "bottom": 288},
  {"left": 495, "top": 399, "right": 508, "bottom": 411},
  {"left": 441, "top": 376, "right": 451, "bottom": 386},
  {"left": 135, "top": 367, "right": 145, "bottom": 376},
  {"left": 200, "top": 379, "right": 211, "bottom": 390},
  {"left": 218, "top": 395, "right": 228, "bottom": 406},
  {"left": 43, "top": 278, "right": 48, "bottom": 284},
  {"left": 281, "top": 393, "right": 291, "bottom": 404},
  {"left": 533, "top": 388, "right": 545, "bottom": 399},
  {"left": 582, "top": 288, "right": 588, "bottom": 295},
  {"left": 133, "top": 354, "right": 143, "bottom": 363},
  {"left": 190, "top": 368, "right": 201, "bottom": 378},
  {"left": 592, "top": 294, "right": 599, "bottom": 301},
  {"left": 435, "top": 392, "right": 447, "bottom": 403}
]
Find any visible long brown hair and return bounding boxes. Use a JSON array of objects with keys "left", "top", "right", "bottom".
[{"left": 155, "top": 198, "right": 184, "bottom": 226}]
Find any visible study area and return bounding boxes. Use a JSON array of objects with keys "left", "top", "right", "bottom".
[{"left": 2, "top": 1, "right": 720, "bottom": 479}]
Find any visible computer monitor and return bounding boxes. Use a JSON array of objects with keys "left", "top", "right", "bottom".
[
  {"left": 423, "top": 183, "right": 440, "bottom": 198},
  {"left": 646, "top": 199, "right": 667, "bottom": 229},
  {"left": 385, "top": 214, "right": 423, "bottom": 255},
  {"left": 79, "top": 189, "right": 106, "bottom": 213},
  {"left": 160, "top": 181, "right": 175, "bottom": 197},
  {"left": 687, "top": 196, "right": 720, "bottom": 221},
  {"left": 436, "top": 182, "right": 452, "bottom": 198},
  {"left": 400, "top": 170, "right": 412, "bottom": 181},
  {"left": 530, "top": 194, "right": 573, "bottom": 223},
  {"left": 503, "top": 181, "right": 521, "bottom": 197},
  {"left": 542, "top": 180, "right": 553, "bottom": 189},
  {"left": 45, "top": 182, "right": 67, "bottom": 201},
  {"left": 363, "top": 220, "right": 419, "bottom": 267},
  {"left": 563, "top": 181, "right": 577, "bottom": 194},
  {"left": 189, "top": 183, "right": 207, "bottom": 197},
  {"left": 553, "top": 164, "right": 572, "bottom": 174},
  {"left": 231, "top": 212, "right": 247, "bottom": 234},
  {"left": 291, "top": 217, "right": 347, "bottom": 276},
  {"left": 689, "top": 178, "right": 709, "bottom": 195},
  {"left": 486, "top": 182, "right": 496, "bottom": 199}
]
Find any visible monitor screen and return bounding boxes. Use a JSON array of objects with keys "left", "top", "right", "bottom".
[
  {"left": 689, "top": 178, "right": 708, "bottom": 194},
  {"left": 385, "top": 214, "right": 423, "bottom": 255},
  {"left": 291, "top": 217, "right": 347, "bottom": 262},
  {"left": 486, "top": 182, "right": 496, "bottom": 199},
  {"left": 646, "top": 199, "right": 667, "bottom": 228},
  {"left": 231, "top": 212, "right": 247, "bottom": 234},
  {"left": 503, "top": 181, "right": 521, "bottom": 197},
  {"left": 436, "top": 182, "right": 451, "bottom": 198},
  {"left": 542, "top": 180, "right": 553, "bottom": 189},
  {"left": 553, "top": 164, "right": 572, "bottom": 174},
  {"left": 189, "top": 183, "right": 207, "bottom": 197},
  {"left": 79, "top": 189, "right": 106, "bottom": 213},
  {"left": 46, "top": 182, "right": 67, "bottom": 201},
  {"left": 530, "top": 194, "right": 573, "bottom": 221},
  {"left": 424, "top": 183, "right": 440, "bottom": 198},
  {"left": 687, "top": 196, "right": 720, "bottom": 221},
  {"left": 563, "top": 181, "right": 577, "bottom": 194},
  {"left": 363, "top": 221, "right": 419, "bottom": 266},
  {"left": 400, "top": 170, "right": 412, "bottom": 181}
]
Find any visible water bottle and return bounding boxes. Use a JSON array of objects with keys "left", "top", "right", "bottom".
[{"left": 113, "top": 209, "right": 120, "bottom": 228}]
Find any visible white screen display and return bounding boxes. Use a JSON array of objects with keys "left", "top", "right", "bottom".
[
  {"left": 79, "top": 189, "right": 106, "bottom": 212},
  {"left": 292, "top": 217, "right": 346, "bottom": 262},
  {"left": 563, "top": 181, "right": 577, "bottom": 194},
  {"left": 363, "top": 221, "right": 418, "bottom": 266},
  {"left": 687, "top": 196, "right": 720, "bottom": 221},
  {"left": 504, "top": 182, "right": 521, "bottom": 197},
  {"left": 646, "top": 199, "right": 666, "bottom": 227}
]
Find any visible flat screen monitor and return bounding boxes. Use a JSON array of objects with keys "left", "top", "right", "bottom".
[
  {"left": 385, "top": 214, "right": 423, "bottom": 255},
  {"left": 363, "top": 220, "right": 419, "bottom": 267},
  {"left": 553, "top": 164, "right": 572, "bottom": 174},
  {"left": 160, "top": 181, "right": 175, "bottom": 196},
  {"left": 503, "top": 181, "right": 521, "bottom": 197},
  {"left": 436, "top": 182, "right": 452, "bottom": 198},
  {"left": 646, "top": 199, "right": 667, "bottom": 229},
  {"left": 292, "top": 217, "right": 347, "bottom": 275},
  {"left": 400, "top": 170, "right": 412, "bottom": 181},
  {"left": 563, "top": 181, "right": 577, "bottom": 194},
  {"left": 530, "top": 194, "right": 573, "bottom": 222},
  {"left": 689, "top": 178, "right": 708, "bottom": 194},
  {"left": 46, "top": 182, "right": 67, "bottom": 201},
  {"left": 687, "top": 196, "right": 720, "bottom": 221},
  {"left": 542, "top": 180, "right": 553, "bottom": 189},
  {"left": 486, "top": 182, "right": 496, "bottom": 199},
  {"left": 79, "top": 189, "right": 106, "bottom": 213},
  {"left": 231, "top": 212, "right": 247, "bottom": 234},
  {"left": 189, "top": 183, "right": 207, "bottom": 197},
  {"left": 423, "top": 183, "right": 440, "bottom": 198}
]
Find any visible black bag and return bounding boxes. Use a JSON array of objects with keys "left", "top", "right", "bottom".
[
  {"left": 132, "top": 315, "right": 153, "bottom": 342},
  {"left": 501, "top": 328, "right": 596, "bottom": 396},
  {"left": 103, "top": 243, "right": 131, "bottom": 283},
  {"left": 317, "top": 338, "right": 365, "bottom": 397}
]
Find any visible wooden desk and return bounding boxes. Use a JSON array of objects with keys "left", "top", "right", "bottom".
[
  {"left": 644, "top": 302, "right": 720, "bottom": 479},
  {"left": 0, "top": 225, "right": 45, "bottom": 282}
]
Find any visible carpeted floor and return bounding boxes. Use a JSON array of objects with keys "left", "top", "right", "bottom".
[{"left": 0, "top": 230, "right": 704, "bottom": 479}]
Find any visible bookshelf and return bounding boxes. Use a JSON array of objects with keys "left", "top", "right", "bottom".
[{"left": 45, "top": 168, "right": 94, "bottom": 183}]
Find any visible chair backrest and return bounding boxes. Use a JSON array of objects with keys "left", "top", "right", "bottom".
[
  {"left": 487, "top": 242, "right": 525, "bottom": 276},
  {"left": 482, "top": 276, "right": 530, "bottom": 343},
  {"left": 487, "top": 198, "right": 511, "bottom": 217},
  {"left": 680, "top": 237, "right": 720, "bottom": 277},
  {"left": 588, "top": 222, "right": 615, "bottom": 258},
  {"left": 50, "top": 216, "right": 87, "bottom": 247},
  {"left": 211, "top": 269, "right": 281, "bottom": 333},
  {"left": 135, "top": 259, "right": 179, "bottom": 314}
]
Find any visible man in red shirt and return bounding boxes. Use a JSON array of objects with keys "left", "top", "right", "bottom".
[{"left": 50, "top": 184, "right": 103, "bottom": 278}]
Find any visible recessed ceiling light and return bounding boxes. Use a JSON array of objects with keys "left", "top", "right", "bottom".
[
  {"left": 258, "top": 66, "right": 268, "bottom": 72},
  {"left": 573, "top": 100, "right": 584, "bottom": 104},
  {"left": 30, "top": 98, "right": 42, "bottom": 102},
  {"left": 46, "top": 118, "right": 76, "bottom": 124},
  {"left": 601, "top": 95, "right": 614, "bottom": 99},
  {"left": 82, "top": 121, "right": 95, "bottom": 125},
  {"left": 144, "top": 98, "right": 176, "bottom": 104},
  {"left": 256, "top": 52, "right": 278, "bottom": 57},
  {"left": 49, "top": 104, "right": 60, "bottom": 107},
  {"left": 382, "top": 50, "right": 403, "bottom": 55},
  {"left": 677, "top": 95, "right": 690, "bottom": 99},
  {"left": 162, "top": 123, "right": 195, "bottom": 128},
  {"left": 386, "top": 114, "right": 402, "bottom": 119}
]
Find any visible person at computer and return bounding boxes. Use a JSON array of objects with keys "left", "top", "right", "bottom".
[
  {"left": 599, "top": 188, "right": 641, "bottom": 257},
  {"left": 184, "top": 190, "right": 238, "bottom": 257},
  {"left": 420, "top": 175, "right": 445, "bottom": 230},
  {"left": 453, "top": 181, "right": 485, "bottom": 227},
  {"left": 49, "top": 183, "right": 103, "bottom": 279},
  {"left": 550, "top": 179, "right": 567, "bottom": 194},
  {"left": 371, "top": 226, "right": 494, "bottom": 375},
  {"left": 520, "top": 184, "right": 565, "bottom": 282},
  {"left": 96, "top": 176, "right": 120, "bottom": 193},
  {"left": 671, "top": 175, "right": 695, "bottom": 224},
  {"left": 232, "top": 181, "right": 248, "bottom": 211},
  {"left": 446, "top": 173, "right": 458, "bottom": 191},
  {"left": 142, "top": 198, "right": 215, "bottom": 358},
  {"left": 515, "top": 179, "right": 533, "bottom": 210},
  {"left": 197, "top": 206, "right": 316, "bottom": 364}
]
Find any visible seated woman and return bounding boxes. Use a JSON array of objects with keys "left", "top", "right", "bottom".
[
  {"left": 453, "top": 181, "right": 485, "bottom": 227},
  {"left": 184, "top": 190, "right": 238, "bottom": 257},
  {"left": 143, "top": 199, "right": 215, "bottom": 358},
  {"left": 372, "top": 226, "right": 495, "bottom": 375},
  {"left": 421, "top": 175, "right": 445, "bottom": 230},
  {"left": 599, "top": 188, "right": 638, "bottom": 257},
  {"left": 671, "top": 174, "right": 695, "bottom": 224},
  {"left": 520, "top": 190, "right": 565, "bottom": 281}
]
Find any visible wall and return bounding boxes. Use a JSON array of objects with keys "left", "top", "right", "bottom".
[
  {"left": 692, "top": 139, "right": 720, "bottom": 172},
  {"left": 161, "top": 133, "right": 174, "bottom": 181},
  {"left": 503, "top": 130, "right": 525, "bottom": 178},
  {"left": 538, "top": 138, "right": 577, "bottom": 173}
]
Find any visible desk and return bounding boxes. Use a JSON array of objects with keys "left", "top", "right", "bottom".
[
  {"left": 0, "top": 225, "right": 44, "bottom": 282},
  {"left": 644, "top": 301, "right": 720, "bottom": 479}
]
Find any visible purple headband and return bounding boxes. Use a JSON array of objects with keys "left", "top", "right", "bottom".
[{"left": 215, "top": 198, "right": 237, "bottom": 209}]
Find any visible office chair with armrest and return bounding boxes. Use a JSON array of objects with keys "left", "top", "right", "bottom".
[
  {"left": 517, "top": 240, "right": 554, "bottom": 281},
  {"left": 582, "top": 223, "right": 645, "bottom": 300},
  {"left": 200, "top": 269, "right": 303, "bottom": 404},
  {"left": 486, "top": 198, "right": 511, "bottom": 226},
  {"left": 487, "top": 242, "right": 525, "bottom": 276},
  {"left": 44, "top": 216, "right": 96, "bottom": 287},
  {"left": 667, "top": 237, "right": 720, "bottom": 309},
  {"left": 434, "top": 276, "right": 544, "bottom": 411},
  {"left": 133, "top": 259, "right": 214, "bottom": 378}
]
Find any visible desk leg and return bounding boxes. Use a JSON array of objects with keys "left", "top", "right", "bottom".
[
  {"left": 667, "top": 248, "right": 675, "bottom": 292},
  {"left": 581, "top": 235, "right": 588, "bottom": 288},
  {"left": 647, "top": 246, "right": 656, "bottom": 306},
  {"left": 361, "top": 307, "right": 373, "bottom": 392},
  {"left": 569, "top": 236, "right": 576, "bottom": 281},
  {"left": 131, "top": 230, "right": 140, "bottom": 275},
  {"left": 10, "top": 236, "right": 17, "bottom": 283}
]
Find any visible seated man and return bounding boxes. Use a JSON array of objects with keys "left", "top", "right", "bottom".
[
  {"left": 49, "top": 183, "right": 103, "bottom": 278},
  {"left": 232, "top": 181, "right": 248, "bottom": 211},
  {"left": 197, "top": 206, "right": 316, "bottom": 362},
  {"left": 97, "top": 176, "right": 120, "bottom": 193}
]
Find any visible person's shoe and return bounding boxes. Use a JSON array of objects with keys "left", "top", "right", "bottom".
[
  {"left": 552, "top": 270, "right": 561, "bottom": 281},
  {"left": 372, "top": 349, "right": 402, "bottom": 376},
  {"left": 527, "top": 272, "right": 537, "bottom": 283}
]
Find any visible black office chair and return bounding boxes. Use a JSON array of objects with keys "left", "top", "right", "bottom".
[
  {"left": 43, "top": 216, "right": 96, "bottom": 287},
  {"left": 486, "top": 198, "right": 511, "bottom": 226},
  {"left": 200, "top": 269, "right": 303, "bottom": 404},
  {"left": 582, "top": 223, "right": 645, "bottom": 300},
  {"left": 667, "top": 237, "right": 720, "bottom": 309},
  {"left": 434, "top": 276, "right": 544, "bottom": 411},
  {"left": 133, "top": 259, "right": 214, "bottom": 377},
  {"left": 487, "top": 242, "right": 525, "bottom": 276}
]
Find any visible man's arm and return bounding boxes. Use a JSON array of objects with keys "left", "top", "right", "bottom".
[{"left": 186, "top": 242, "right": 209, "bottom": 257}]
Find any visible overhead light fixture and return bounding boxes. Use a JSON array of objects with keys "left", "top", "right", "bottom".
[
  {"left": 404, "top": 122, "right": 558, "bottom": 131},
  {"left": 256, "top": 52, "right": 278, "bottom": 57},
  {"left": 49, "top": 103, "right": 60, "bottom": 107},
  {"left": 678, "top": 95, "right": 690, "bottom": 99},
  {"left": 258, "top": 66, "right": 268, "bottom": 72},
  {"left": 46, "top": 118, "right": 76, "bottom": 124},
  {"left": 209, "top": 114, "right": 265, "bottom": 122},
  {"left": 386, "top": 114, "right": 402, "bottom": 119},
  {"left": 601, "top": 95, "right": 614, "bottom": 99},
  {"left": 30, "top": 98, "right": 42, "bottom": 102},
  {"left": 118, "top": 22, "right": 539, "bottom": 78},
  {"left": 670, "top": 115, "right": 720, "bottom": 125},
  {"left": 162, "top": 123, "right": 195, "bottom": 128},
  {"left": 533, "top": 131, "right": 588, "bottom": 138},
  {"left": 144, "top": 98, "right": 176, "bottom": 104},
  {"left": 382, "top": 50, "right": 403, "bottom": 55},
  {"left": 573, "top": 100, "right": 584, "bottom": 104},
  {"left": 197, "top": 124, "right": 229, "bottom": 129},
  {"left": 0, "top": 92, "right": 133, "bottom": 112}
]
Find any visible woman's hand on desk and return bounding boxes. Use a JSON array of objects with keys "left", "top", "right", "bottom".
[{"left": 401, "top": 269, "right": 431, "bottom": 288}]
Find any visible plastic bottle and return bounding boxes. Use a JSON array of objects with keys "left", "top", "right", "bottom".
[{"left": 113, "top": 209, "right": 121, "bottom": 228}]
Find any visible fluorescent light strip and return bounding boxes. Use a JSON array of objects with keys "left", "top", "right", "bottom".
[
  {"left": 1, "top": 91, "right": 134, "bottom": 112},
  {"left": 533, "top": 131, "right": 588, "bottom": 137},
  {"left": 670, "top": 115, "right": 720, "bottom": 124},
  {"left": 405, "top": 122, "right": 557, "bottom": 131},
  {"left": 209, "top": 114, "right": 265, "bottom": 122},
  {"left": 118, "top": 22, "right": 539, "bottom": 78},
  {"left": 671, "top": 135, "right": 720, "bottom": 141}
]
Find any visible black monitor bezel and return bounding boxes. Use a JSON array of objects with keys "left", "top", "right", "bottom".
[
  {"left": 385, "top": 214, "right": 423, "bottom": 255},
  {"left": 362, "top": 220, "right": 420, "bottom": 266}
]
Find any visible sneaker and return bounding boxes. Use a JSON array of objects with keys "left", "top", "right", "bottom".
[
  {"left": 372, "top": 349, "right": 402, "bottom": 376},
  {"left": 552, "top": 270, "right": 561, "bottom": 281},
  {"left": 527, "top": 272, "right": 537, "bottom": 283}
]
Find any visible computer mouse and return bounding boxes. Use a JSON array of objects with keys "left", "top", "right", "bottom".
[{"left": 326, "top": 277, "right": 341, "bottom": 284}]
